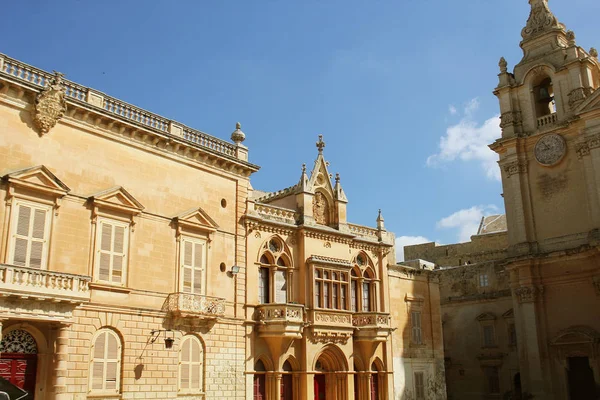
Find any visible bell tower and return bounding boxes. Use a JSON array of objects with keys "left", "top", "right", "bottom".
[{"left": 491, "top": 0, "right": 600, "bottom": 255}]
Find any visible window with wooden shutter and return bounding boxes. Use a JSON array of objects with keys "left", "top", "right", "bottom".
[
  {"left": 414, "top": 372, "right": 425, "bottom": 399},
  {"left": 89, "top": 329, "right": 121, "bottom": 394},
  {"left": 180, "top": 237, "right": 205, "bottom": 294},
  {"left": 95, "top": 219, "right": 129, "bottom": 284},
  {"left": 10, "top": 201, "right": 51, "bottom": 269},
  {"left": 411, "top": 311, "right": 422, "bottom": 344},
  {"left": 179, "top": 335, "right": 203, "bottom": 393}
]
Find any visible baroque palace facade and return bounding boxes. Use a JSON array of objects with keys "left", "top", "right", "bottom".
[
  {"left": 0, "top": 45, "right": 444, "bottom": 400},
  {"left": 406, "top": 1, "right": 600, "bottom": 400}
]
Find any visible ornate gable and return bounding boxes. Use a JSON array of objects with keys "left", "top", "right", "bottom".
[
  {"left": 173, "top": 207, "right": 219, "bottom": 236},
  {"left": 3, "top": 165, "right": 70, "bottom": 198},
  {"left": 88, "top": 186, "right": 144, "bottom": 215}
]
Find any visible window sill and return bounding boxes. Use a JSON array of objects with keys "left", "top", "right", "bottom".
[
  {"left": 177, "top": 393, "right": 205, "bottom": 399},
  {"left": 89, "top": 282, "right": 131, "bottom": 294},
  {"left": 87, "top": 393, "right": 121, "bottom": 399}
]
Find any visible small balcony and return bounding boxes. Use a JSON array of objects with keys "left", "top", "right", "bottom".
[
  {"left": 537, "top": 112, "right": 557, "bottom": 129},
  {"left": 255, "top": 303, "right": 304, "bottom": 338},
  {"left": 164, "top": 292, "right": 225, "bottom": 319},
  {"left": 0, "top": 264, "right": 91, "bottom": 304},
  {"left": 352, "top": 312, "right": 392, "bottom": 341}
]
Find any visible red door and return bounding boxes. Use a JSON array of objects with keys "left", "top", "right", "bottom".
[
  {"left": 370, "top": 374, "right": 379, "bottom": 400},
  {"left": 0, "top": 353, "right": 37, "bottom": 399},
  {"left": 314, "top": 374, "right": 326, "bottom": 400},
  {"left": 281, "top": 374, "right": 293, "bottom": 400},
  {"left": 253, "top": 374, "right": 266, "bottom": 400}
]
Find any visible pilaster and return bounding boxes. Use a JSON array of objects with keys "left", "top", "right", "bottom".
[{"left": 52, "top": 323, "right": 71, "bottom": 400}]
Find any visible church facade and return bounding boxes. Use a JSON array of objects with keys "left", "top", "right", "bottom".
[
  {"left": 405, "top": 1, "right": 600, "bottom": 399},
  {"left": 0, "top": 48, "right": 444, "bottom": 400}
]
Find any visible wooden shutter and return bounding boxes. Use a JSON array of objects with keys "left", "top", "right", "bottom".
[
  {"left": 12, "top": 203, "right": 49, "bottom": 269},
  {"left": 97, "top": 220, "right": 128, "bottom": 284},
  {"left": 90, "top": 330, "right": 121, "bottom": 393},
  {"left": 414, "top": 372, "right": 425, "bottom": 399},
  {"left": 274, "top": 270, "right": 287, "bottom": 303},
  {"left": 180, "top": 336, "right": 190, "bottom": 389},
  {"left": 412, "top": 311, "right": 422, "bottom": 344},
  {"left": 180, "top": 336, "right": 203, "bottom": 393},
  {"left": 181, "top": 239, "right": 204, "bottom": 294}
]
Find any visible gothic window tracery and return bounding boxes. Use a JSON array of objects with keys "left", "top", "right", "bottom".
[
  {"left": 258, "top": 237, "right": 292, "bottom": 304},
  {"left": 350, "top": 253, "right": 376, "bottom": 312}
]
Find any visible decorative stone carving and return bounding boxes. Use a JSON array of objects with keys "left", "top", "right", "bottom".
[
  {"left": 316, "top": 134, "right": 326, "bottom": 154},
  {"left": 514, "top": 285, "right": 544, "bottom": 303},
  {"left": 566, "top": 30, "right": 576, "bottom": 45},
  {"left": 0, "top": 329, "right": 38, "bottom": 354},
  {"left": 498, "top": 57, "right": 508, "bottom": 73},
  {"left": 503, "top": 161, "right": 528, "bottom": 178},
  {"left": 534, "top": 134, "right": 566, "bottom": 166},
  {"left": 313, "top": 192, "right": 330, "bottom": 225},
  {"left": 33, "top": 71, "right": 67, "bottom": 135},
  {"left": 590, "top": 48, "right": 599, "bottom": 58},
  {"left": 576, "top": 142, "right": 591, "bottom": 159},
  {"left": 521, "top": 0, "right": 562, "bottom": 39},
  {"left": 499, "top": 111, "right": 522, "bottom": 128},
  {"left": 230, "top": 122, "right": 245, "bottom": 144},
  {"left": 310, "top": 330, "right": 351, "bottom": 344},
  {"left": 568, "top": 87, "right": 592, "bottom": 109}
]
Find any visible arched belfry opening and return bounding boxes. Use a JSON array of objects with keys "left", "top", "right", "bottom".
[{"left": 533, "top": 76, "right": 555, "bottom": 118}]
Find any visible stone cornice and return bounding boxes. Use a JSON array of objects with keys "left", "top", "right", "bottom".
[{"left": 0, "top": 54, "right": 259, "bottom": 178}]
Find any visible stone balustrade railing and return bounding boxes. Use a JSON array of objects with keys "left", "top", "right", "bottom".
[
  {"left": 537, "top": 112, "right": 557, "bottom": 128},
  {"left": 254, "top": 203, "right": 296, "bottom": 224},
  {"left": 165, "top": 292, "right": 225, "bottom": 319},
  {"left": 255, "top": 303, "right": 304, "bottom": 323},
  {"left": 0, "top": 54, "right": 240, "bottom": 160},
  {"left": 348, "top": 223, "right": 379, "bottom": 240},
  {"left": 352, "top": 312, "right": 391, "bottom": 328},
  {"left": 0, "top": 264, "right": 91, "bottom": 303}
]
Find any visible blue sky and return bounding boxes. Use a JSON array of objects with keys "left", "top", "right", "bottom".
[{"left": 2, "top": 0, "right": 598, "bottom": 259}]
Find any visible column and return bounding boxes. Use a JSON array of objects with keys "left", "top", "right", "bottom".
[
  {"left": 274, "top": 372, "right": 282, "bottom": 400},
  {"left": 52, "top": 323, "right": 70, "bottom": 400}
]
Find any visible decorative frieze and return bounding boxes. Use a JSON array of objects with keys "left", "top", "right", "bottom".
[
  {"left": 502, "top": 160, "right": 528, "bottom": 178},
  {"left": 499, "top": 111, "right": 522, "bottom": 128},
  {"left": 514, "top": 285, "right": 544, "bottom": 303},
  {"left": 576, "top": 134, "right": 600, "bottom": 159},
  {"left": 568, "top": 87, "right": 591, "bottom": 110}
]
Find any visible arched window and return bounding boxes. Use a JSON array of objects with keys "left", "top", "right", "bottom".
[
  {"left": 351, "top": 269, "right": 359, "bottom": 312},
  {"left": 371, "top": 362, "right": 380, "bottom": 400},
  {"left": 179, "top": 335, "right": 204, "bottom": 394},
  {"left": 258, "top": 237, "right": 292, "bottom": 304},
  {"left": 89, "top": 329, "right": 122, "bottom": 394},
  {"left": 350, "top": 253, "right": 376, "bottom": 312},
  {"left": 534, "top": 76, "right": 555, "bottom": 117},
  {"left": 362, "top": 268, "right": 375, "bottom": 312}
]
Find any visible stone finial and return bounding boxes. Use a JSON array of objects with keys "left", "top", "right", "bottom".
[
  {"left": 33, "top": 70, "right": 67, "bottom": 135},
  {"left": 302, "top": 163, "right": 306, "bottom": 174},
  {"left": 499, "top": 57, "right": 508, "bottom": 73},
  {"left": 590, "top": 48, "right": 599, "bottom": 58},
  {"left": 566, "top": 30, "right": 576, "bottom": 45},
  {"left": 376, "top": 209, "right": 385, "bottom": 231},
  {"left": 335, "top": 173, "right": 340, "bottom": 183},
  {"left": 316, "top": 134, "right": 326, "bottom": 154},
  {"left": 230, "top": 122, "right": 245, "bottom": 144},
  {"left": 521, "top": 0, "right": 563, "bottom": 40}
]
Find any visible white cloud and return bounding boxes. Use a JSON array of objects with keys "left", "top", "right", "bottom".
[
  {"left": 448, "top": 105, "right": 457, "bottom": 115},
  {"left": 436, "top": 205, "right": 498, "bottom": 242},
  {"left": 428, "top": 98, "right": 501, "bottom": 181},
  {"left": 395, "top": 235, "right": 431, "bottom": 262}
]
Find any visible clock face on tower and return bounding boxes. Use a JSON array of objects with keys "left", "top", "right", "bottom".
[{"left": 534, "top": 134, "right": 566, "bottom": 166}]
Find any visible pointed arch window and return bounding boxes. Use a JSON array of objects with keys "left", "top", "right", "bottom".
[
  {"left": 179, "top": 335, "right": 204, "bottom": 394},
  {"left": 89, "top": 329, "right": 122, "bottom": 394},
  {"left": 349, "top": 253, "right": 377, "bottom": 312},
  {"left": 258, "top": 237, "right": 292, "bottom": 304}
]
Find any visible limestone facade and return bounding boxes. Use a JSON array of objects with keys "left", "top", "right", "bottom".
[
  {"left": 0, "top": 52, "right": 445, "bottom": 400},
  {"left": 405, "top": 1, "right": 600, "bottom": 399}
]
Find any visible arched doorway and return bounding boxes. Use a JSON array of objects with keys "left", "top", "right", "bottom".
[
  {"left": 281, "top": 360, "right": 293, "bottom": 400},
  {"left": 0, "top": 329, "right": 38, "bottom": 400},
  {"left": 253, "top": 359, "right": 266, "bottom": 400},
  {"left": 313, "top": 346, "right": 348, "bottom": 400}
]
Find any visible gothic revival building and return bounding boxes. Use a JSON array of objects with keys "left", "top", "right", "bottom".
[
  {"left": 406, "top": 1, "right": 600, "bottom": 399},
  {"left": 0, "top": 50, "right": 444, "bottom": 399}
]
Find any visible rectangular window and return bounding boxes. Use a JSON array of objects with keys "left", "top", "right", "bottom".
[
  {"left": 484, "top": 367, "right": 500, "bottom": 394},
  {"left": 351, "top": 280, "right": 357, "bottom": 312},
  {"left": 274, "top": 270, "right": 287, "bottom": 303},
  {"left": 10, "top": 201, "right": 51, "bottom": 269},
  {"left": 332, "top": 283, "right": 338, "bottom": 309},
  {"left": 362, "top": 282, "right": 371, "bottom": 311},
  {"left": 508, "top": 323, "right": 517, "bottom": 347},
  {"left": 414, "top": 372, "right": 425, "bottom": 399},
  {"left": 180, "top": 237, "right": 205, "bottom": 294},
  {"left": 340, "top": 285, "right": 347, "bottom": 310},
  {"left": 315, "top": 281, "right": 321, "bottom": 308},
  {"left": 323, "top": 282, "right": 329, "bottom": 309},
  {"left": 483, "top": 325, "right": 495, "bottom": 347},
  {"left": 96, "top": 219, "right": 129, "bottom": 284},
  {"left": 479, "top": 274, "right": 489, "bottom": 287},
  {"left": 411, "top": 311, "right": 422, "bottom": 344},
  {"left": 259, "top": 267, "right": 269, "bottom": 304}
]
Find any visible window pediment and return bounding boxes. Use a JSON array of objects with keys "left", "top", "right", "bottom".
[
  {"left": 88, "top": 186, "right": 144, "bottom": 215},
  {"left": 3, "top": 165, "right": 70, "bottom": 200},
  {"left": 476, "top": 312, "right": 497, "bottom": 322},
  {"left": 173, "top": 207, "right": 219, "bottom": 236}
]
